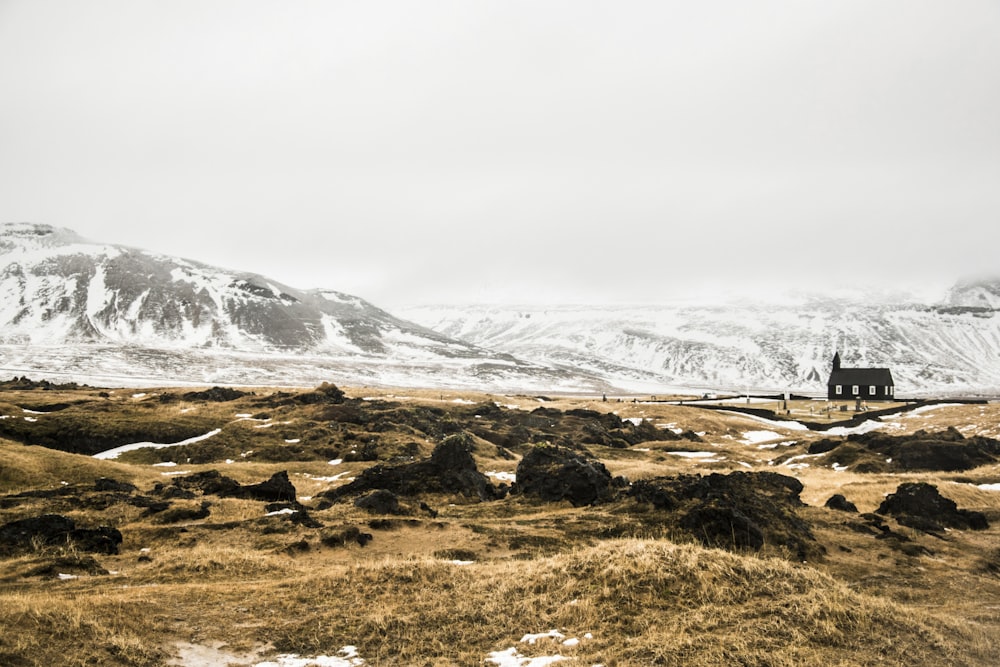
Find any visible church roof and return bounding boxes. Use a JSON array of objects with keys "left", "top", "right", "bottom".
[{"left": 828, "top": 367, "right": 894, "bottom": 386}]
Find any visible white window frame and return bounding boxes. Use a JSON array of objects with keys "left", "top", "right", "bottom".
[
  {"left": 852, "top": 385, "right": 859, "bottom": 395},
  {"left": 835, "top": 385, "right": 842, "bottom": 395},
  {"left": 869, "top": 385, "right": 876, "bottom": 396}
]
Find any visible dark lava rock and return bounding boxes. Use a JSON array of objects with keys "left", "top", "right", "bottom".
[
  {"left": 293, "top": 382, "right": 347, "bottom": 405},
  {"left": 153, "top": 501, "right": 212, "bottom": 524},
  {"left": 165, "top": 470, "right": 296, "bottom": 502},
  {"left": 182, "top": 386, "right": 250, "bottom": 402},
  {"left": 235, "top": 471, "right": 297, "bottom": 502},
  {"left": 513, "top": 444, "right": 614, "bottom": 506},
  {"left": 321, "top": 526, "right": 373, "bottom": 548},
  {"left": 264, "top": 502, "right": 322, "bottom": 528},
  {"left": 321, "top": 433, "right": 501, "bottom": 502},
  {"left": 130, "top": 495, "right": 172, "bottom": 514},
  {"left": 825, "top": 494, "right": 859, "bottom": 513},
  {"left": 168, "top": 470, "right": 242, "bottom": 496},
  {"left": 354, "top": 489, "right": 404, "bottom": 515},
  {"left": 876, "top": 482, "right": 989, "bottom": 532},
  {"left": 94, "top": 477, "right": 138, "bottom": 493},
  {"left": 680, "top": 505, "right": 764, "bottom": 551},
  {"left": 629, "top": 472, "right": 818, "bottom": 559},
  {"left": 26, "top": 555, "right": 109, "bottom": 578},
  {"left": 812, "top": 427, "right": 1000, "bottom": 472},
  {"left": 0, "top": 514, "right": 123, "bottom": 555},
  {"left": 157, "top": 485, "right": 197, "bottom": 500}
]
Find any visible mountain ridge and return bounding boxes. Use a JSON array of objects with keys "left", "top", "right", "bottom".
[
  {"left": 5, "top": 222, "right": 1000, "bottom": 395},
  {"left": 397, "top": 285, "right": 1000, "bottom": 396},
  {"left": 0, "top": 223, "right": 602, "bottom": 392}
]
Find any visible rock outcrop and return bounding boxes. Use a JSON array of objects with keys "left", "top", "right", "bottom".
[
  {"left": 629, "top": 472, "right": 819, "bottom": 559},
  {"left": 0, "top": 514, "right": 123, "bottom": 555},
  {"left": 808, "top": 427, "right": 1000, "bottom": 472},
  {"left": 876, "top": 482, "right": 989, "bottom": 533},
  {"left": 320, "top": 433, "right": 501, "bottom": 502},
  {"left": 513, "top": 444, "right": 617, "bottom": 506}
]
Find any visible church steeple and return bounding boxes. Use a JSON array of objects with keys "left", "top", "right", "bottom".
[{"left": 832, "top": 351, "right": 841, "bottom": 371}]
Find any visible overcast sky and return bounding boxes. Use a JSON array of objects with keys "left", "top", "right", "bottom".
[{"left": 2, "top": 1, "right": 998, "bottom": 307}]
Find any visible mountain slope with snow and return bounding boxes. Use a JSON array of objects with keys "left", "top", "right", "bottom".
[
  {"left": 0, "top": 223, "right": 602, "bottom": 391},
  {"left": 398, "top": 291, "right": 1000, "bottom": 396},
  {"left": 5, "top": 223, "right": 1000, "bottom": 395}
]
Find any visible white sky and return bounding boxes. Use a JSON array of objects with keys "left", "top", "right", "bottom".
[{"left": 2, "top": 1, "right": 999, "bottom": 307}]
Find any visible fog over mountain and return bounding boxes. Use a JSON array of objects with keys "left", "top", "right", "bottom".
[{"left": 3, "top": 222, "right": 1000, "bottom": 396}]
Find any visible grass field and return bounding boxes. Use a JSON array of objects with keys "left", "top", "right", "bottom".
[{"left": 2, "top": 383, "right": 999, "bottom": 666}]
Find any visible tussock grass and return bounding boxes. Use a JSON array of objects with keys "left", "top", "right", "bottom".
[
  {"left": 0, "top": 590, "right": 168, "bottom": 667},
  {"left": 5, "top": 536, "right": 994, "bottom": 666},
  {"left": 4, "top": 383, "right": 1000, "bottom": 665},
  {"left": 0, "top": 440, "right": 153, "bottom": 494},
  {"left": 238, "top": 540, "right": 997, "bottom": 665}
]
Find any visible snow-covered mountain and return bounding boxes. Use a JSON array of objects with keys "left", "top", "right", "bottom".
[
  {"left": 5, "top": 223, "right": 1000, "bottom": 396},
  {"left": 0, "top": 223, "right": 602, "bottom": 391},
  {"left": 398, "top": 289, "right": 1000, "bottom": 396}
]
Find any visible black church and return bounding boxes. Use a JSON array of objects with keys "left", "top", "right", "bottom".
[{"left": 826, "top": 352, "right": 895, "bottom": 401}]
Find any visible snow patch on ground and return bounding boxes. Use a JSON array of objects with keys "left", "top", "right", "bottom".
[
  {"left": 169, "top": 643, "right": 364, "bottom": 667},
  {"left": 757, "top": 440, "right": 797, "bottom": 450},
  {"left": 93, "top": 429, "right": 222, "bottom": 460},
  {"left": 906, "top": 403, "right": 965, "bottom": 417},
  {"left": 486, "top": 628, "right": 596, "bottom": 667},
  {"left": 741, "top": 430, "right": 782, "bottom": 444},
  {"left": 824, "top": 420, "right": 888, "bottom": 436},
  {"left": 264, "top": 508, "right": 297, "bottom": 517},
  {"left": 486, "top": 648, "right": 567, "bottom": 666},
  {"left": 717, "top": 410, "right": 810, "bottom": 431},
  {"left": 780, "top": 453, "right": 824, "bottom": 470},
  {"left": 487, "top": 471, "right": 517, "bottom": 483},
  {"left": 301, "top": 471, "right": 354, "bottom": 483}
]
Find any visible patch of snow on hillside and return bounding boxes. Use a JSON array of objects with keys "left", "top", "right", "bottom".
[
  {"left": 824, "top": 420, "right": 888, "bottom": 436},
  {"left": 85, "top": 264, "right": 111, "bottom": 329},
  {"left": 757, "top": 441, "right": 797, "bottom": 449},
  {"left": 317, "top": 290, "right": 364, "bottom": 308},
  {"left": 668, "top": 451, "right": 719, "bottom": 459},
  {"left": 265, "top": 508, "right": 297, "bottom": 517},
  {"left": 319, "top": 315, "right": 364, "bottom": 353},
  {"left": 780, "top": 453, "right": 824, "bottom": 469},
  {"left": 93, "top": 428, "right": 222, "bottom": 460},
  {"left": 741, "top": 430, "right": 782, "bottom": 444},
  {"left": 904, "top": 403, "right": 965, "bottom": 418},
  {"left": 717, "top": 411, "right": 810, "bottom": 431}
]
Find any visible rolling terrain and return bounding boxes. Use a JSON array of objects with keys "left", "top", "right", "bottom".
[{"left": 1, "top": 380, "right": 999, "bottom": 665}]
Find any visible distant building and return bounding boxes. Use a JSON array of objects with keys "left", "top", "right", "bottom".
[{"left": 826, "top": 352, "right": 895, "bottom": 401}]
